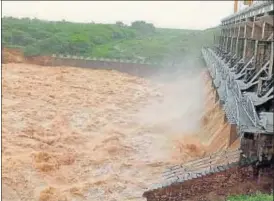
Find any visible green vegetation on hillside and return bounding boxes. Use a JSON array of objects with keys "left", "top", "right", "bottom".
[
  {"left": 227, "top": 192, "right": 273, "bottom": 201},
  {"left": 2, "top": 17, "right": 219, "bottom": 63}
]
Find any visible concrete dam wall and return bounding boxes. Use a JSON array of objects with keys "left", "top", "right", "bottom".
[{"left": 29, "top": 55, "right": 164, "bottom": 77}]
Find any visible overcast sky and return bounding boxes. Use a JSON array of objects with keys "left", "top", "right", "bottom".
[{"left": 2, "top": 1, "right": 240, "bottom": 30}]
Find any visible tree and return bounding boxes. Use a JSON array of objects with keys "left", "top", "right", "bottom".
[
  {"left": 131, "top": 21, "right": 156, "bottom": 34},
  {"left": 115, "top": 21, "right": 125, "bottom": 27}
]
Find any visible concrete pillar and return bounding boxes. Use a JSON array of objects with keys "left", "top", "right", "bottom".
[
  {"left": 220, "top": 36, "right": 223, "bottom": 49},
  {"left": 269, "top": 41, "right": 273, "bottom": 79},
  {"left": 254, "top": 40, "right": 259, "bottom": 67},
  {"left": 220, "top": 31, "right": 223, "bottom": 50},
  {"left": 243, "top": 39, "right": 248, "bottom": 62},
  {"left": 251, "top": 16, "right": 256, "bottom": 38},
  {"left": 224, "top": 37, "right": 227, "bottom": 51},
  {"left": 230, "top": 37, "right": 234, "bottom": 53},
  {"left": 261, "top": 21, "right": 266, "bottom": 40},
  {"left": 225, "top": 36, "right": 229, "bottom": 52},
  {"left": 230, "top": 24, "right": 237, "bottom": 53},
  {"left": 236, "top": 25, "right": 241, "bottom": 56},
  {"left": 246, "top": 18, "right": 253, "bottom": 38},
  {"left": 224, "top": 29, "right": 228, "bottom": 51},
  {"left": 252, "top": 19, "right": 262, "bottom": 40},
  {"left": 223, "top": 28, "right": 228, "bottom": 50},
  {"left": 242, "top": 22, "right": 248, "bottom": 62}
]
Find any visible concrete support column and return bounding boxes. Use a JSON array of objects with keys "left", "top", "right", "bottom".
[
  {"left": 226, "top": 28, "right": 232, "bottom": 52},
  {"left": 225, "top": 29, "right": 228, "bottom": 50},
  {"left": 231, "top": 24, "right": 237, "bottom": 54},
  {"left": 230, "top": 37, "right": 234, "bottom": 54},
  {"left": 225, "top": 37, "right": 229, "bottom": 52},
  {"left": 269, "top": 41, "right": 273, "bottom": 79},
  {"left": 251, "top": 16, "right": 256, "bottom": 38},
  {"left": 253, "top": 40, "right": 259, "bottom": 67},
  {"left": 221, "top": 36, "right": 225, "bottom": 50},
  {"left": 221, "top": 29, "right": 224, "bottom": 51},
  {"left": 223, "top": 29, "right": 228, "bottom": 50},
  {"left": 220, "top": 28, "right": 223, "bottom": 50},
  {"left": 241, "top": 22, "right": 248, "bottom": 61},
  {"left": 236, "top": 25, "right": 241, "bottom": 56},
  {"left": 246, "top": 18, "right": 253, "bottom": 38},
  {"left": 262, "top": 21, "right": 266, "bottom": 40},
  {"left": 252, "top": 20, "right": 262, "bottom": 40},
  {"left": 243, "top": 39, "right": 248, "bottom": 62}
]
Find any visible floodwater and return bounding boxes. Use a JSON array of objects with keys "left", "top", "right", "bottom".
[{"left": 2, "top": 63, "right": 232, "bottom": 201}]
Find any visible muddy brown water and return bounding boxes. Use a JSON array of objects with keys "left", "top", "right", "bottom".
[{"left": 2, "top": 63, "right": 234, "bottom": 201}]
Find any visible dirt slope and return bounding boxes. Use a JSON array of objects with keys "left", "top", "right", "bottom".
[
  {"left": 2, "top": 48, "right": 25, "bottom": 63},
  {"left": 143, "top": 165, "right": 273, "bottom": 201},
  {"left": 2, "top": 47, "right": 53, "bottom": 65}
]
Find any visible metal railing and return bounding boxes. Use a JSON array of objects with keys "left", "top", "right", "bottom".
[{"left": 222, "top": 1, "right": 273, "bottom": 24}]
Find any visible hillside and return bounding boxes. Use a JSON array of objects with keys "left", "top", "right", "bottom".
[{"left": 2, "top": 17, "right": 219, "bottom": 63}]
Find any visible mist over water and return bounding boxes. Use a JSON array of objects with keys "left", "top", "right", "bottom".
[{"left": 135, "top": 59, "right": 205, "bottom": 134}]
